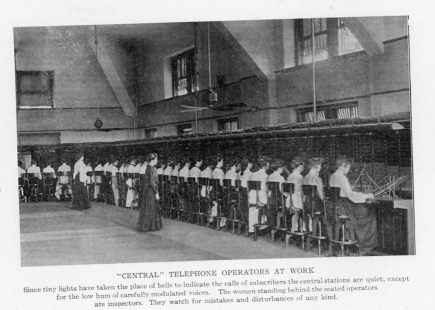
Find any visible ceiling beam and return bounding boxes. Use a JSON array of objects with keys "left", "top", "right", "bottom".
[
  {"left": 88, "top": 30, "right": 136, "bottom": 117},
  {"left": 342, "top": 17, "right": 384, "bottom": 55},
  {"left": 212, "top": 22, "right": 268, "bottom": 81}
]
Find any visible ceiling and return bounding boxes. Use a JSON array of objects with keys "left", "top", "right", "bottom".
[
  {"left": 15, "top": 22, "right": 197, "bottom": 50},
  {"left": 97, "top": 22, "right": 195, "bottom": 42}
]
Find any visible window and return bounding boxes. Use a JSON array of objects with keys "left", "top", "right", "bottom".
[
  {"left": 338, "top": 19, "right": 363, "bottom": 55},
  {"left": 296, "top": 18, "right": 328, "bottom": 65},
  {"left": 297, "top": 102, "right": 359, "bottom": 123},
  {"left": 144, "top": 128, "right": 157, "bottom": 139},
  {"left": 336, "top": 105, "right": 359, "bottom": 119},
  {"left": 16, "top": 71, "right": 54, "bottom": 108},
  {"left": 294, "top": 18, "right": 364, "bottom": 66},
  {"left": 177, "top": 123, "right": 193, "bottom": 136},
  {"left": 300, "top": 110, "right": 326, "bottom": 123},
  {"left": 218, "top": 117, "right": 239, "bottom": 131},
  {"left": 171, "top": 49, "right": 196, "bottom": 97}
]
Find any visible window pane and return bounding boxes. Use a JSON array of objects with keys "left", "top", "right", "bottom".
[
  {"left": 300, "top": 19, "right": 328, "bottom": 65},
  {"left": 177, "top": 124, "right": 192, "bottom": 136},
  {"left": 337, "top": 106, "right": 359, "bottom": 119},
  {"left": 303, "top": 110, "right": 326, "bottom": 122},
  {"left": 172, "top": 49, "right": 195, "bottom": 97},
  {"left": 303, "top": 19, "right": 312, "bottom": 36},
  {"left": 144, "top": 129, "right": 156, "bottom": 139},
  {"left": 17, "top": 71, "right": 53, "bottom": 108},
  {"left": 20, "top": 94, "right": 52, "bottom": 107},
  {"left": 19, "top": 72, "right": 51, "bottom": 92},
  {"left": 298, "top": 103, "right": 358, "bottom": 123},
  {"left": 218, "top": 118, "right": 239, "bottom": 131},
  {"left": 315, "top": 34, "right": 327, "bottom": 51}
]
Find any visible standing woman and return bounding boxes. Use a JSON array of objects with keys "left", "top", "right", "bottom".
[
  {"left": 71, "top": 152, "right": 90, "bottom": 210},
  {"left": 137, "top": 153, "right": 162, "bottom": 232}
]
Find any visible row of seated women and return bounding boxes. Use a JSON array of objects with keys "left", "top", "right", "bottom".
[
  {"left": 117, "top": 154, "right": 376, "bottom": 255},
  {"left": 18, "top": 159, "right": 72, "bottom": 202},
  {"left": 19, "top": 153, "right": 377, "bottom": 256}
]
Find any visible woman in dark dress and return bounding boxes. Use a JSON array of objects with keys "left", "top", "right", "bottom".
[
  {"left": 71, "top": 152, "right": 90, "bottom": 210},
  {"left": 137, "top": 153, "right": 162, "bottom": 232}
]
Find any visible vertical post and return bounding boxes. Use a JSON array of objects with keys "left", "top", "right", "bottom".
[
  {"left": 194, "top": 22, "right": 199, "bottom": 134},
  {"left": 207, "top": 22, "right": 212, "bottom": 88},
  {"left": 311, "top": 18, "right": 317, "bottom": 122}
]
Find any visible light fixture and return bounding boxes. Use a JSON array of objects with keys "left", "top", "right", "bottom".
[
  {"left": 94, "top": 118, "right": 103, "bottom": 129},
  {"left": 206, "top": 22, "right": 218, "bottom": 107},
  {"left": 93, "top": 25, "right": 103, "bottom": 130},
  {"left": 208, "top": 89, "right": 218, "bottom": 107}
]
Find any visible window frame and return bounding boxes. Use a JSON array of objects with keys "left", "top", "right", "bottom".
[
  {"left": 294, "top": 18, "right": 364, "bottom": 66},
  {"left": 217, "top": 117, "right": 240, "bottom": 132},
  {"left": 144, "top": 128, "right": 157, "bottom": 140},
  {"left": 295, "top": 18, "right": 329, "bottom": 66},
  {"left": 177, "top": 123, "right": 193, "bottom": 136},
  {"left": 16, "top": 70, "right": 55, "bottom": 109},
  {"left": 171, "top": 48, "right": 196, "bottom": 97},
  {"left": 296, "top": 102, "right": 359, "bottom": 123}
]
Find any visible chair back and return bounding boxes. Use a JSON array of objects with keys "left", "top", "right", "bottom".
[
  {"left": 235, "top": 179, "right": 242, "bottom": 189},
  {"left": 267, "top": 181, "right": 282, "bottom": 208},
  {"left": 27, "top": 173, "right": 38, "bottom": 185},
  {"left": 170, "top": 175, "right": 178, "bottom": 184},
  {"left": 43, "top": 173, "right": 55, "bottom": 185},
  {"left": 223, "top": 178, "right": 232, "bottom": 188},
  {"left": 267, "top": 181, "right": 280, "bottom": 194},
  {"left": 187, "top": 177, "right": 196, "bottom": 185},
  {"left": 282, "top": 182, "right": 294, "bottom": 195},
  {"left": 210, "top": 178, "right": 221, "bottom": 188},
  {"left": 198, "top": 177, "right": 210, "bottom": 186},
  {"left": 247, "top": 180, "right": 261, "bottom": 191},
  {"left": 302, "top": 184, "right": 316, "bottom": 197},
  {"left": 325, "top": 186, "right": 341, "bottom": 201}
]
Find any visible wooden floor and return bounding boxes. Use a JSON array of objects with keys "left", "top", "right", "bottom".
[{"left": 19, "top": 201, "right": 317, "bottom": 267}]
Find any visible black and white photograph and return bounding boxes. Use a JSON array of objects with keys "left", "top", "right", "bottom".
[{"left": 14, "top": 16, "right": 414, "bottom": 267}]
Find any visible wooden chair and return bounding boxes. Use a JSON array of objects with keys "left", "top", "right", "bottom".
[
  {"left": 267, "top": 181, "right": 292, "bottom": 244},
  {"left": 237, "top": 180, "right": 249, "bottom": 236},
  {"left": 57, "top": 171, "right": 72, "bottom": 201},
  {"left": 303, "top": 184, "right": 327, "bottom": 254},
  {"left": 223, "top": 179, "right": 241, "bottom": 234},
  {"left": 248, "top": 180, "right": 269, "bottom": 241},
  {"left": 184, "top": 177, "right": 198, "bottom": 223},
  {"left": 209, "top": 178, "right": 224, "bottom": 229},
  {"left": 161, "top": 175, "right": 170, "bottom": 216},
  {"left": 169, "top": 175, "right": 180, "bottom": 220},
  {"left": 105, "top": 171, "right": 114, "bottom": 205},
  {"left": 198, "top": 177, "right": 212, "bottom": 225},
  {"left": 177, "top": 177, "right": 190, "bottom": 222},
  {"left": 86, "top": 171, "right": 94, "bottom": 201},
  {"left": 326, "top": 187, "right": 358, "bottom": 256},
  {"left": 43, "top": 172, "right": 56, "bottom": 201},
  {"left": 290, "top": 185, "right": 309, "bottom": 251},
  {"left": 27, "top": 173, "right": 40, "bottom": 202},
  {"left": 94, "top": 171, "right": 104, "bottom": 201},
  {"left": 282, "top": 182, "right": 294, "bottom": 246},
  {"left": 18, "top": 175, "right": 26, "bottom": 203}
]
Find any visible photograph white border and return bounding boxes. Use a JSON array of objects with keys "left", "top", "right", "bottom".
[{"left": 1, "top": 0, "right": 434, "bottom": 309}]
